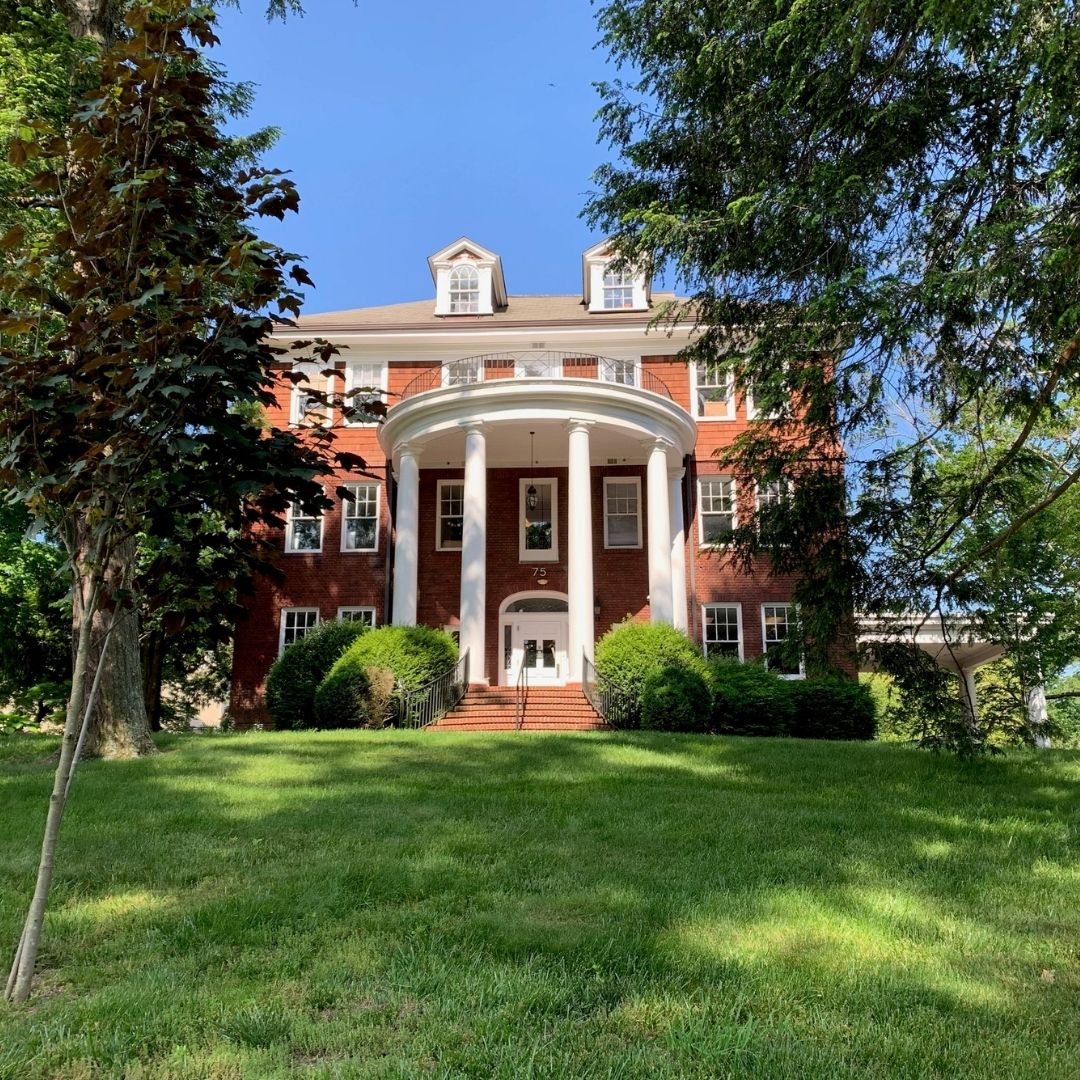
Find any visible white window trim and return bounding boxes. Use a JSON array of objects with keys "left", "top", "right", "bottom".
[
  {"left": 442, "top": 356, "right": 484, "bottom": 389},
  {"left": 760, "top": 602, "right": 805, "bottom": 679},
  {"left": 448, "top": 263, "right": 481, "bottom": 314},
  {"left": 285, "top": 501, "right": 323, "bottom": 554},
  {"left": 603, "top": 476, "right": 643, "bottom": 549},
  {"left": 289, "top": 368, "right": 334, "bottom": 428},
  {"left": 337, "top": 606, "right": 376, "bottom": 626},
  {"left": 279, "top": 607, "right": 320, "bottom": 656},
  {"left": 342, "top": 361, "right": 387, "bottom": 427},
  {"left": 436, "top": 479, "right": 465, "bottom": 553},
  {"left": 745, "top": 382, "right": 783, "bottom": 421},
  {"left": 702, "top": 602, "right": 744, "bottom": 661},
  {"left": 340, "top": 483, "right": 380, "bottom": 553},
  {"left": 690, "top": 361, "right": 735, "bottom": 421},
  {"left": 697, "top": 476, "right": 737, "bottom": 548},
  {"left": 520, "top": 477, "right": 559, "bottom": 562},
  {"left": 598, "top": 353, "right": 638, "bottom": 388}
]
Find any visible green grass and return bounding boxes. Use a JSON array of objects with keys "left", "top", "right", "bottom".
[{"left": 1, "top": 731, "right": 1078, "bottom": 1079}]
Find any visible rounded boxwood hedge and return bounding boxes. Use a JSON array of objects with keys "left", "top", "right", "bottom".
[
  {"left": 641, "top": 664, "right": 712, "bottom": 732},
  {"left": 709, "top": 658, "right": 795, "bottom": 737},
  {"left": 315, "top": 625, "right": 458, "bottom": 728},
  {"left": 788, "top": 677, "right": 877, "bottom": 740},
  {"left": 264, "top": 619, "right": 369, "bottom": 730},
  {"left": 594, "top": 620, "right": 707, "bottom": 714}
]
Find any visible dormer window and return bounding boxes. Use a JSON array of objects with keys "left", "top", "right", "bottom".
[
  {"left": 449, "top": 264, "right": 480, "bottom": 313},
  {"left": 582, "top": 240, "right": 650, "bottom": 313},
  {"left": 602, "top": 267, "right": 635, "bottom": 310},
  {"left": 430, "top": 238, "right": 507, "bottom": 316}
]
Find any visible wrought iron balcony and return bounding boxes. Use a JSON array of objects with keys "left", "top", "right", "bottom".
[{"left": 398, "top": 351, "right": 674, "bottom": 402}]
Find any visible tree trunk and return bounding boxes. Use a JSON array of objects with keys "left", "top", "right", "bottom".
[
  {"left": 71, "top": 532, "right": 154, "bottom": 759},
  {"left": 5, "top": 564, "right": 101, "bottom": 1004},
  {"left": 55, "top": 0, "right": 123, "bottom": 47},
  {"left": 142, "top": 627, "right": 166, "bottom": 732}
]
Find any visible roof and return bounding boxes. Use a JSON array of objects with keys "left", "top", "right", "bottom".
[{"left": 282, "top": 293, "right": 683, "bottom": 334}]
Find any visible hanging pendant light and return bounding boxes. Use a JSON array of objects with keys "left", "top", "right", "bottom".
[{"left": 527, "top": 431, "right": 539, "bottom": 511}]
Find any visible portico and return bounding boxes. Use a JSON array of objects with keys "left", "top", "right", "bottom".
[{"left": 379, "top": 353, "right": 697, "bottom": 685}]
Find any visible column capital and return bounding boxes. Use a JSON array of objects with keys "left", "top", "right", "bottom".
[
  {"left": 668, "top": 465, "right": 686, "bottom": 482},
  {"left": 643, "top": 435, "right": 676, "bottom": 454},
  {"left": 566, "top": 418, "right": 595, "bottom": 435},
  {"left": 395, "top": 441, "right": 419, "bottom": 461},
  {"left": 459, "top": 419, "right": 486, "bottom": 435}
]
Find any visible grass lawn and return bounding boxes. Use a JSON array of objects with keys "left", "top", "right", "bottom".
[{"left": 1, "top": 731, "right": 1078, "bottom": 1079}]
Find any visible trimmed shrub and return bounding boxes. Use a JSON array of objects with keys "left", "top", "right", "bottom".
[
  {"left": 641, "top": 665, "right": 712, "bottom": 732},
  {"left": 316, "top": 626, "right": 458, "bottom": 728},
  {"left": 709, "top": 658, "right": 795, "bottom": 736},
  {"left": 594, "top": 621, "right": 707, "bottom": 713},
  {"left": 265, "top": 619, "right": 369, "bottom": 730},
  {"left": 312, "top": 662, "right": 372, "bottom": 729},
  {"left": 789, "top": 678, "right": 877, "bottom": 741}
]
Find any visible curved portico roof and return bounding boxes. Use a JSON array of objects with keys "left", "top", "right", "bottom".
[{"left": 378, "top": 352, "right": 696, "bottom": 467}]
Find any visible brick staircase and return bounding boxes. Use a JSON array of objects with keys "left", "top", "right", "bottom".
[{"left": 431, "top": 684, "right": 607, "bottom": 732}]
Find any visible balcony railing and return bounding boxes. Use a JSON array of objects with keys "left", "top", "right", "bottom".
[{"left": 398, "top": 351, "right": 673, "bottom": 402}]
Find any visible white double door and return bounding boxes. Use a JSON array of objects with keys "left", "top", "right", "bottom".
[{"left": 507, "top": 614, "right": 567, "bottom": 686}]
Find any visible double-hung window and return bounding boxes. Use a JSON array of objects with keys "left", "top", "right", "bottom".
[
  {"left": 437, "top": 481, "right": 464, "bottom": 551},
  {"left": 444, "top": 356, "right": 482, "bottom": 386},
  {"left": 603, "top": 477, "right": 642, "bottom": 548},
  {"left": 290, "top": 367, "right": 332, "bottom": 427},
  {"left": 279, "top": 608, "right": 319, "bottom": 655},
  {"left": 602, "top": 267, "right": 634, "bottom": 309},
  {"left": 286, "top": 501, "right": 322, "bottom": 553},
  {"left": 699, "top": 477, "right": 736, "bottom": 545},
  {"left": 341, "top": 484, "right": 379, "bottom": 552},
  {"left": 343, "top": 362, "right": 385, "bottom": 425},
  {"left": 337, "top": 607, "right": 376, "bottom": 627},
  {"left": 693, "top": 360, "right": 734, "bottom": 419},
  {"left": 762, "top": 603, "right": 803, "bottom": 677},
  {"left": 703, "top": 604, "right": 742, "bottom": 659},
  {"left": 600, "top": 356, "right": 636, "bottom": 386}
]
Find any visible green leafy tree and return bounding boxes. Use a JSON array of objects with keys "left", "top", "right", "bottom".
[
  {"left": 0, "top": 1, "right": 354, "bottom": 1004},
  {"left": 0, "top": 506, "right": 69, "bottom": 719},
  {"left": 587, "top": 0, "right": 1080, "bottom": 750}
]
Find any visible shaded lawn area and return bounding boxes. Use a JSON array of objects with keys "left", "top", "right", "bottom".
[{"left": 1, "top": 732, "right": 1078, "bottom": 1079}]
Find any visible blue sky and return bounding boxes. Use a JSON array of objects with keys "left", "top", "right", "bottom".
[{"left": 213, "top": 1, "right": 620, "bottom": 314}]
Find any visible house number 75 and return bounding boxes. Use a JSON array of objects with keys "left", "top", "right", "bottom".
[{"left": 531, "top": 567, "right": 548, "bottom": 579}]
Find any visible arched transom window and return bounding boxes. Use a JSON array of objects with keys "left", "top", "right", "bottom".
[{"left": 448, "top": 264, "right": 480, "bottom": 313}]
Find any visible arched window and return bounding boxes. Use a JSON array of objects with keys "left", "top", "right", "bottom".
[
  {"left": 448, "top": 264, "right": 480, "bottom": 313},
  {"left": 602, "top": 267, "right": 634, "bottom": 309}
]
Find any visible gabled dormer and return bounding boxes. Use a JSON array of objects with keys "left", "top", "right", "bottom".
[
  {"left": 581, "top": 239, "right": 651, "bottom": 313},
  {"left": 429, "top": 237, "right": 507, "bottom": 316}
]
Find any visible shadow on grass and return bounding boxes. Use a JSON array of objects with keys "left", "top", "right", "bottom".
[{"left": 1, "top": 730, "right": 1078, "bottom": 1078}]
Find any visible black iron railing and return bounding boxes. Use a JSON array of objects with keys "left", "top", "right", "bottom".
[
  {"left": 582, "top": 653, "right": 639, "bottom": 729},
  {"left": 398, "top": 351, "right": 673, "bottom": 402},
  {"left": 397, "top": 649, "right": 470, "bottom": 729},
  {"left": 514, "top": 656, "right": 528, "bottom": 731}
]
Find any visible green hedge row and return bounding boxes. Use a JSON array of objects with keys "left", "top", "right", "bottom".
[
  {"left": 264, "top": 622, "right": 458, "bottom": 730},
  {"left": 595, "top": 620, "right": 876, "bottom": 740}
]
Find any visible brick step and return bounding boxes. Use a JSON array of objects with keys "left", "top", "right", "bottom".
[{"left": 433, "top": 721, "right": 606, "bottom": 732}]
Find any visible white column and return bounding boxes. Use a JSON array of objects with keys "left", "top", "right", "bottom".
[
  {"left": 646, "top": 439, "right": 673, "bottom": 624},
  {"left": 668, "top": 466, "right": 687, "bottom": 632},
  {"left": 567, "top": 420, "right": 594, "bottom": 681},
  {"left": 391, "top": 444, "right": 419, "bottom": 626},
  {"left": 1024, "top": 684, "right": 1052, "bottom": 749},
  {"left": 459, "top": 422, "right": 487, "bottom": 683},
  {"left": 957, "top": 667, "right": 978, "bottom": 726}
]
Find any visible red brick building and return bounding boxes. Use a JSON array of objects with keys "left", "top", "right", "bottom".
[{"left": 229, "top": 238, "right": 805, "bottom": 725}]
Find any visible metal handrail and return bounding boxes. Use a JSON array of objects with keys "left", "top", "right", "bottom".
[
  {"left": 398, "top": 351, "right": 674, "bottom": 402},
  {"left": 582, "top": 653, "right": 639, "bottom": 729},
  {"left": 397, "top": 648, "right": 470, "bottom": 729},
  {"left": 514, "top": 656, "right": 528, "bottom": 731}
]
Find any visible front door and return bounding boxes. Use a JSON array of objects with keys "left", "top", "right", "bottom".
[{"left": 508, "top": 615, "right": 567, "bottom": 686}]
